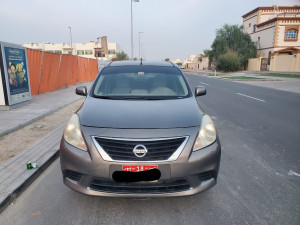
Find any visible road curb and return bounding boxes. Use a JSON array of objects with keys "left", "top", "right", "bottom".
[
  {"left": 0, "top": 150, "right": 59, "bottom": 214},
  {"left": 0, "top": 124, "right": 65, "bottom": 214}
]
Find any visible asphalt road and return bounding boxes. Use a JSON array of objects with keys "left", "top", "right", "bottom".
[{"left": 0, "top": 74, "right": 299, "bottom": 225}]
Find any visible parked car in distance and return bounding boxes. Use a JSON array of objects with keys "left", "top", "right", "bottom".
[{"left": 60, "top": 61, "right": 221, "bottom": 197}]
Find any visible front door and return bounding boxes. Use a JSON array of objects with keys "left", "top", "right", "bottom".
[{"left": 260, "top": 58, "right": 268, "bottom": 71}]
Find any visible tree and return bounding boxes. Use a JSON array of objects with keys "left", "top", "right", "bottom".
[
  {"left": 116, "top": 51, "right": 129, "bottom": 61},
  {"left": 218, "top": 51, "right": 241, "bottom": 72},
  {"left": 164, "top": 58, "right": 170, "bottom": 62},
  {"left": 210, "top": 24, "right": 257, "bottom": 70}
]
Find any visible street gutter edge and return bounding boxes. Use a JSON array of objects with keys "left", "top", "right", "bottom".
[{"left": 0, "top": 150, "right": 59, "bottom": 214}]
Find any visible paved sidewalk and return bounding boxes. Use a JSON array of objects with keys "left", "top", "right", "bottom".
[
  {"left": 0, "top": 82, "right": 91, "bottom": 213},
  {"left": 0, "top": 82, "right": 91, "bottom": 137}
]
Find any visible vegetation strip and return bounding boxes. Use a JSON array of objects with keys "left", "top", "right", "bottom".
[
  {"left": 256, "top": 73, "right": 300, "bottom": 79},
  {"left": 224, "top": 76, "right": 264, "bottom": 80}
]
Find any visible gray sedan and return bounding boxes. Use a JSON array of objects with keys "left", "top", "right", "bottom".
[{"left": 60, "top": 61, "right": 221, "bottom": 197}]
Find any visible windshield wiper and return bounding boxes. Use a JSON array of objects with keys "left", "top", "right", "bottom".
[
  {"left": 93, "top": 96, "right": 182, "bottom": 100},
  {"left": 93, "top": 95, "right": 122, "bottom": 100},
  {"left": 118, "top": 96, "right": 166, "bottom": 100},
  {"left": 140, "top": 97, "right": 166, "bottom": 100}
]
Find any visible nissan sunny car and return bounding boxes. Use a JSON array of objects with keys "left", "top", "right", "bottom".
[{"left": 60, "top": 61, "right": 221, "bottom": 197}]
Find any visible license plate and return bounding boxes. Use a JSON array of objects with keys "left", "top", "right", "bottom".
[{"left": 122, "top": 165, "right": 158, "bottom": 172}]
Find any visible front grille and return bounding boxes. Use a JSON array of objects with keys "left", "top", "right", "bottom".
[
  {"left": 90, "top": 178, "right": 190, "bottom": 194},
  {"left": 64, "top": 170, "right": 82, "bottom": 181},
  {"left": 94, "top": 137, "right": 186, "bottom": 161}
]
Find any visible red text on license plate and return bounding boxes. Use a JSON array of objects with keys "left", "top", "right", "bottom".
[{"left": 122, "top": 165, "right": 158, "bottom": 172}]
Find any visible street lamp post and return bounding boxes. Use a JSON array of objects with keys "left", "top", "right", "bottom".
[
  {"left": 97, "top": 37, "right": 100, "bottom": 62},
  {"left": 68, "top": 27, "right": 73, "bottom": 55},
  {"left": 138, "top": 32, "right": 143, "bottom": 59},
  {"left": 131, "top": 0, "right": 139, "bottom": 60}
]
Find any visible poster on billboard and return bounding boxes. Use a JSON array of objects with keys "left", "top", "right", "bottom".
[{"left": 0, "top": 41, "right": 31, "bottom": 106}]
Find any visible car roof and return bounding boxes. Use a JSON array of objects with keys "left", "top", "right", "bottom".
[{"left": 107, "top": 61, "right": 177, "bottom": 67}]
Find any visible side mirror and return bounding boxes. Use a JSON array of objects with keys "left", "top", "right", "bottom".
[
  {"left": 195, "top": 86, "right": 206, "bottom": 97},
  {"left": 76, "top": 86, "right": 87, "bottom": 96}
]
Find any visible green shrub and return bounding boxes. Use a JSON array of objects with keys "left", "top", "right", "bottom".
[{"left": 217, "top": 52, "right": 241, "bottom": 72}]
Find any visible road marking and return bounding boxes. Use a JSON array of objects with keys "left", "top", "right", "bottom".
[
  {"left": 288, "top": 170, "right": 300, "bottom": 177},
  {"left": 236, "top": 93, "right": 265, "bottom": 102},
  {"left": 199, "top": 81, "right": 210, "bottom": 86}
]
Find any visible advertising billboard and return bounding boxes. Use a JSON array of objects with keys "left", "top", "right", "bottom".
[{"left": 0, "top": 42, "right": 31, "bottom": 106}]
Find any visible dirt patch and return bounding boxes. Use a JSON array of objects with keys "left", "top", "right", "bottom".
[{"left": 0, "top": 99, "right": 84, "bottom": 164}]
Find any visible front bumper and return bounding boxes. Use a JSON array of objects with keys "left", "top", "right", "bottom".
[{"left": 60, "top": 126, "right": 221, "bottom": 197}]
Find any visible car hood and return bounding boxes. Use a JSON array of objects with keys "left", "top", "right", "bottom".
[{"left": 78, "top": 97, "right": 203, "bottom": 129}]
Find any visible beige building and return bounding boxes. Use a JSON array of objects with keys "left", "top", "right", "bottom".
[
  {"left": 172, "top": 58, "right": 183, "bottom": 64},
  {"left": 184, "top": 54, "right": 209, "bottom": 70},
  {"left": 23, "top": 38, "right": 122, "bottom": 61},
  {"left": 242, "top": 6, "right": 300, "bottom": 62}
]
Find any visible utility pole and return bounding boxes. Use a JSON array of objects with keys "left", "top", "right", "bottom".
[
  {"left": 131, "top": 0, "right": 139, "bottom": 59},
  {"left": 68, "top": 27, "right": 73, "bottom": 55},
  {"left": 97, "top": 37, "right": 100, "bottom": 62}
]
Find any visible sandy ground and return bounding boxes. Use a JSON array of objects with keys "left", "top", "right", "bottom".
[{"left": 0, "top": 99, "right": 84, "bottom": 164}]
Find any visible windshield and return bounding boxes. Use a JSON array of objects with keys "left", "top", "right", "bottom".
[{"left": 92, "top": 66, "right": 191, "bottom": 100}]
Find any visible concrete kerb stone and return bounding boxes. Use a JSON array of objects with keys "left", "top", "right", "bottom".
[
  {"left": 0, "top": 127, "right": 63, "bottom": 180},
  {"left": 184, "top": 70, "right": 287, "bottom": 81},
  {"left": 0, "top": 151, "right": 59, "bottom": 214},
  {"left": 0, "top": 125, "right": 65, "bottom": 214}
]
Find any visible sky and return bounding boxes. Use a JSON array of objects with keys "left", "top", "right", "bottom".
[{"left": 0, "top": 0, "right": 299, "bottom": 61}]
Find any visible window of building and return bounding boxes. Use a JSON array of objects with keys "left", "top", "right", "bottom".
[
  {"left": 85, "top": 50, "right": 93, "bottom": 55},
  {"left": 249, "top": 23, "right": 251, "bottom": 28},
  {"left": 253, "top": 24, "right": 257, "bottom": 33},
  {"left": 258, "top": 37, "right": 260, "bottom": 41},
  {"left": 285, "top": 30, "right": 297, "bottom": 40},
  {"left": 94, "top": 50, "right": 102, "bottom": 57},
  {"left": 77, "top": 50, "right": 84, "bottom": 55}
]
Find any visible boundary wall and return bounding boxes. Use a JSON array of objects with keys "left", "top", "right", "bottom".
[
  {"left": 27, "top": 49, "right": 98, "bottom": 95},
  {"left": 247, "top": 52, "right": 300, "bottom": 72}
]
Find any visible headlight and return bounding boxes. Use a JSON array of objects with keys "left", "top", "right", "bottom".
[
  {"left": 64, "top": 114, "right": 87, "bottom": 151},
  {"left": 193, "top": 114, "right": 216, "bottom": 151}
]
